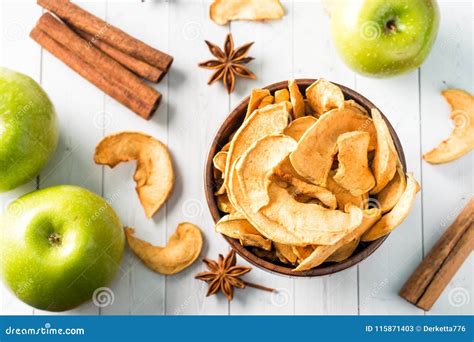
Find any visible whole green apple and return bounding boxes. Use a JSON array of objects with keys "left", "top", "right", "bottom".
[
  {"left": 0, "top": 185, "right": 125, "bottom": 311},
  {"left": 0, "top": 67, "right": 58, "bottom": 192},
  {"left": 329, "top": 0, "right": 440, "bottom": 77}
]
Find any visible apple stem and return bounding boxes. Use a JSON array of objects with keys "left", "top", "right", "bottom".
[
  {"left": 48, "top": 232, "right": 62, "bottom": 246},
  {"left": 386, "top": 19, "right": 397, "bottom": 33}
]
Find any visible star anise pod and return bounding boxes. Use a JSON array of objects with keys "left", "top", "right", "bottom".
[
  {"left": 195, "top": 250, "right": 274, "bottom": 301},
  {"left": 198, "top": 33, "right": 256, "bottom": 94}
]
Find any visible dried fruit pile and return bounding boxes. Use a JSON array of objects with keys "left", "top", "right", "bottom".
[{"left": 212, "top": 79, "right": 421, "bottom": 271}]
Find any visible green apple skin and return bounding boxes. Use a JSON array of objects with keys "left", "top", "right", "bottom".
[
  {"left": 0, "top": 68, "right": 58, "bottom": 192},
  {"left": 0, "top": 185, "right": 125, "bottom": 311},
  {"left": 330, "top": 0, "right": 440, "bottom": 77}
]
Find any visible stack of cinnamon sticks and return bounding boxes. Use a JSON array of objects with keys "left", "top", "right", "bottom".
[
  {"left": 31, "top": 0, "right": 173, "bottom": 120},
  {"left": 400, "top": 198, "right": 473, "bottom": 310}
]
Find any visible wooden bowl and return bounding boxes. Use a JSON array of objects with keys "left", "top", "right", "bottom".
[{"left": 204, "top": 79, "right": 406, "bottom": 277}]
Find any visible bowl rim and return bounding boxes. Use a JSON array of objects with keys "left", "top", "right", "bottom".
[{"left": 204, "top": 78, "right": 406, "bottom": 277}]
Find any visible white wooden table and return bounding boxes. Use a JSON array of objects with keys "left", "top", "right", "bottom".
[{"left": 0, "top": 0, "right": 472, "bottom": 316}]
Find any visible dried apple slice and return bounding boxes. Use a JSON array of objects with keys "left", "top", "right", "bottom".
[
  {"left": 423, "top": 89, "right": 474, "bottom": 164},
  {"left": 275, "top": 88, "right": 290, "bottom": 103},
  {"left": 295, "top": 208, "right": 381, "bottom": 271},
  {"left": 362, "top": 173, "right": 420, "bottom": 242},
  {"left": 271, "top": 158, "right": 337, "bottom": 209},
  {"left": 325, "top": 172, "right": 368, "bottom": 210},
  {"left": 213, "top": 151, "right": 227, "bottom": 176},
  {"left": 245, "top": 88, "right": 270, "bottom": 120},
  {"left": 288, "top": 79, "right": 305, "bottom": 118},
  {"left": 289, "top": 105, "right": 376, "bottom": 186},
  {"left": 260, "top": 183, "right": 363, "bottom": 245},
  {"left": 283, "top": 116, "right": 317, "bottom": 141},
  {"left": 376, "top": 162, "right": 406, "bottom": 213},
  {"left": 228, "top": 138, "right": 304, "bottom": 245},
  {"left": 219, "top": 102, "right": 290, "bottom": 196},
  {"left": 274, "top": 242, "right": 298, "bottom": 264},
  {"left": 125, "top": 223, "right": 202, "bottom": 275},
  {"left": 216, "top": 193, "right": 235, "bottom": 213},
  {"left": 305, "top": 79, "right": 344, "bottom": 115},
  {"left": 216, "top": 213, "right": 271, "bottom": 250},
  {"left": 94, "top": 132, "right": 174, "bottom": 218},
  {"left": 210, "top": 0, "right": 285, "bottom": 26},
  {"left": 370, "top": 108, "right": 398, "bottom": 194},
  {"left": 333, "top": 131, "right": 375, "bottom": 196},
  {"left": 326, "top": 238, "right": 359, "bottom": 263},
  {"left": 258, "top": 95, "right": 275, "bottom": 109}
]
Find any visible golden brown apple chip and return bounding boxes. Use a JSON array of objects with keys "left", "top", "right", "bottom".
[
  {"left": 245, "top": 88, "right": 270, "bottom": 120},
  {"left": 289, "top": 105, "right": 376, "bottom": 187},
  {"left": 305, "top": 79, "right": 344, "bottom": 115},
  {"left": 216, "top": 213, "right": 272, "bottom": 250},
  {"left": 362, "top": 173, "right": 420, "bottom": 242},
  {"left": 213, "top": 151, "right": 227, "bottom": 176},
  {"left": 423, "top": 89, "right": 474, "bottom": 164},
  {"left": 288, "top": 79, "right": 305, "bottom": 118},
  {"left": 325, "top": 172, "right": 368, "bottom": 210},
  {"left": 220, "top": 102, "right": 290, "bottom": 196},
  {"left": 283, "top": 116, "right": 317, "bottom": 141},
  {"left": 125, "top": 223, "right": 202, "bottom": 275},
  {"left": 210, "top": 0, "right": 285, "bottom": 26},
  {"left": 333, "top": 131, "right": 375, "bottom": 196},
  {"left": 94, "top": 132, "right": 174, "bottom": 219},
  {"left": 376, "top": 163, "right": 406, "bottom": 213},
  {"left": 295, "top": 208, "right": 381, "bottom": 271},
  {"left": 275, "top": 88, "right": 290, "bottom": 103},
  {"left": 370, "top": 108, "right": 398, "bottom": 194},
  {"left": 216, "top": 193, "right": 235, "bottom": 213},
  {"left": 258, "top": 95, "right": 275, "bottom": 109},
  {"left": 326, "top": 238, "right": 359, "bottom": 263},
  {"left": 274, "top": 242, "right": 298, "bottom": 264}
]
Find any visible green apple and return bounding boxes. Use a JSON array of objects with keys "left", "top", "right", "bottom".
[
  {"left": 0, "top": 67, "right": 58, "bottom": 192},
  {"left": 0, "top": 185, "right": 125, "bottom": 311},
  {"left": 329, "top": 0, "right": 440, "bottom": 77}
]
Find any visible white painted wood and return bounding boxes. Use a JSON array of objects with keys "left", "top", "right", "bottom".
[
  {"left": 0, "top": 0, "right": 472, "bottom": 316},
  {"left": 165, "top": 0, "right": 229, "bottom": 315},
  {"left": 420, "top": 0, "right": 473, "bottom": 315},
  {"left": 0, "top": 0, "right": 41, "bottom": 316}
]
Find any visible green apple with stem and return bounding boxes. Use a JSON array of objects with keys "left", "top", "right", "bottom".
[
  {"left": 328, "top": 0, "right": 440, "bottom": 77},
  {"left": 0, "top": 185, "right": 125, "bottom": 311},
  {"left": 0, "top": 67, "right": 58, "bottom": 192}
]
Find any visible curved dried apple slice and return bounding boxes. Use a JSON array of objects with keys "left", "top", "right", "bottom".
[
  {"left": 288, "top": 79, "right": 305, "bottom": 118},
  {"left": 94, "top": 132, "right": 174, "bottom": 218},
  {"left": 289, "top": 104, "right": 376, "bottom": 187},
  {"left": 125, "top": 223, "right": 202, "bottom": 275},
  {"left": 283, "top": 116, "right": 317, "bottom": 141},
  {"left": 376, "top": 162, "right": 406, "bottom": 213},
  {"left": 305, "top": 79, "right": 344, "bottom": 115},
  {"left": 423, "top": 89, "right": 474, "bottom": 164},
  {"left": 210, "top": 0, "right": 285, "bottom": 26},
  {"left": 370, "top": 108, "right": 398, "bottom": 194},
  {"left": 333, "top": 131, "right": 375, "bottom": 196},
  {"left": 362, "top": 173, "right": 420, "bottom": 242}
]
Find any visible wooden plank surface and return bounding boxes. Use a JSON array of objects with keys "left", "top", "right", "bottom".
[{"left": 0, "top": 0, "right": 472, "bottom": 316}]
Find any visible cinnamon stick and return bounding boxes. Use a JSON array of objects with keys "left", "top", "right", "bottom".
[
  {"left": 37, "top": 0, "right": 173, "bottom": 72},
  {"left": 416, "top": 226, "right": 473, "bottom": 310},
  {"left": 30, "top": 27, "right": 160, "bottom": 119},
  {"left": 74, "top": 29, "right": 164, "bottom": 83},
  {"left": 399, "top": 198, "right": 473, "bottom": 310},
  {"left": 36, "top": 13, "right": 160, "bottom": 120}
]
